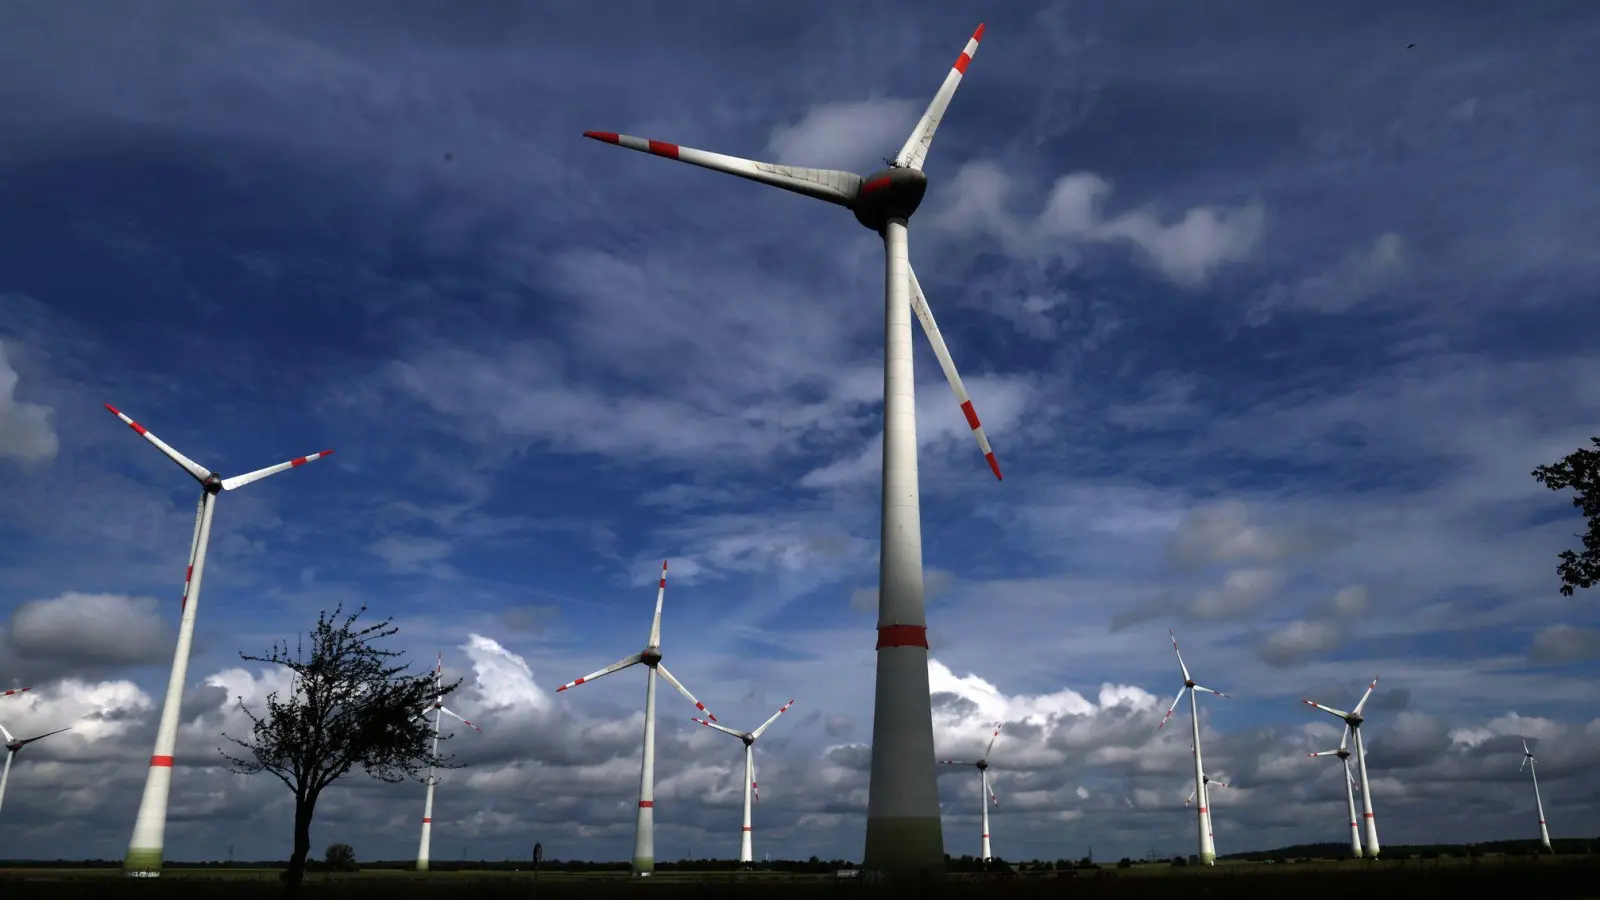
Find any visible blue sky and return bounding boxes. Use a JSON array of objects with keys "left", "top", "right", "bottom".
[{"left": 3, "top": 0, "right": 1600, "bottom": 866}]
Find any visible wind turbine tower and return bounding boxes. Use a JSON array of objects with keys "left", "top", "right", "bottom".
[
  {"left": 104, "top": 404, "right": 332, "bottom": 877},
  {"left": 938, "top": 724, "right": 1002, "bottom": 861},
  {"left": 1304, "top": 677, "right": 1381, "bottom": 858},
  {"left": 415, "top": 653, "right": 483, "bottom": 872},
  {"left": 581, "top": 24, "right": 1003, "bottom": 879},
  {"left": 1520, "top": 738, "right": 1553, "bottom": 853},
  {"left": 691, "top": 699, "right": 796, "bottom": 865},
  {"left": 554, "top": 561, "right": 718, "bottom": 877},
  {"left": 1307, "top": 724, "right": 1364, "bottom": 858},
  {"left": 1158, "top": 630, "right": 1229, "bottom": 866}
]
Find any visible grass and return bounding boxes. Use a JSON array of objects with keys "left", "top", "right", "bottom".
[{"left": 3, "top": 855, "right": 1598, "bottom": 899}]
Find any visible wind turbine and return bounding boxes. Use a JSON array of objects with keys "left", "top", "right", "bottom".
[
  {"left": 0, "top": 720, "right": 69, "bottom": 818},
  {"left": 415, "top": 653, "right": 484, "bottom": 872},
  {"left": 690, "top": 699, "right": 796, "bottom": 866},
  {"left": 582, "top": 24, "right": 1000, "bottom": 877},
  {"left": 1520, "top": 738, "right": 1553, "bottom": 853},
  {"left": 938, "top": 724, "right": 1002, "bottom": 861},
  {"left": 553, "top": 560, "right": 718, "bottom": 877},
  {"left": 1184, "top": 774, "right": 1229, "bottom": 809},
  {"left": 104, "top": 403, "right": 332, "bottom": 877},
  {"left": 1304, "top": 677, "right": 1381, "bottom": 858},
  {"left": 1307, "top": 725, "right": 1365, "bottom": 858},
  {"left": 1157, "top": 630, "right": 1228, "bottom": 866}
]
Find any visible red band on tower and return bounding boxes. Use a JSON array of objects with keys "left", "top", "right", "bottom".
[{"left": 876, "top": 625, "right": 929, "bottom": 649}]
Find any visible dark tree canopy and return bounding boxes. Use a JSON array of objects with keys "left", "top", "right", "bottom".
[
  {"left": 221, "top": 604, "right": 461, "bottom": 893},
  {"left": 1532, "top": 437, "right": 1600, "bottom": 597}
]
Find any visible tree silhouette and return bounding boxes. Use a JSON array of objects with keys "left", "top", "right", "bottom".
[
  {"left": 323, "top": 842, "right": 357, "bottom": 872},
  {"left": 1532, "top": 437, "right": 1600, "bottom": 596},
  {"left": 220, "top": 605, "right": 461, "bottom": 893}
]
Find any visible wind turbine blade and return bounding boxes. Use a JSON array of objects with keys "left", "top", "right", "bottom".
[
  {"left": 104, "top": 404, "right": 212, "bottom": 483},
  {"left": 1190, "top": 684, "right": 1229, "bottom": 698},
  {"left": 438, "top": 708, "right": 482, "bottom": 733},
  {"left": 1520, "top": 755, "right": 1529, "bottom": 772},
  {"left": 894, "top": 24, "right": 985, "bottom": 171},
  {"left": 0, "top": 723, "right": 12, "bottom": 743},
  {"left": 655, "top": 664, "right": 717, "bottom": 723},
  {"left": 1339, "top": 725, "right": 1351, "bottom": 753},
  {"left": 1306, "top": 749, "right": 1344, "bottom": 758},
  {"left": 647, "top": 560, "right": 667, "bottom": 648},
  {"left": 1157, "top": 686, "right": 1186, "bottom": 730},
  {"left": 219, "top": 449, "right": 334, "bottom": 491},
  {"left": 906, "top": 266, "right": 1001, "bottom": 479},
  {"left": 750, "top": 699, "right": 795, "bottom": 739},
  {"left": 751, "top": 752, "right": 759, "bottom": 803},
  {"left": 1, "top": 687, "right": 30, "bottom": 699},
  {"left": 690, "top": 717, "right": 746, "bottom": 739},
  {"left": 1210, "top": 779, "right": 1230, "bottom": 789},
  {"left": 18, "top": 727, "right": 71, "bottom": 746},
  {"left": 982, "top": 723, "right": 1003, "bottom": 761},
  {"left": 554, "top": 653, "right": 643, "bottom": 692},
  {"left": 1168, "top": 629, "right": 1193, "bottom": 683},
  {"left": 1302, "top": 699, "right": 1351, "bottom": 719},
  {"left": 1185, "top": 788, "right": 1196, "bottom": 807},
  {"left": 938, "top": 759, "right": 977, "bottom": 766},
  {"left": 1352, "top": 677, "right": 1379, "bottom": 715},
  {"left": 1522, "top": 737, "right": 1531, "bottom": 755},
  {"left": 582, "top": 132, "right": 862, "bottom": 207}
]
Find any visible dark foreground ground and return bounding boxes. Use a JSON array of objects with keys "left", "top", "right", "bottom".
[{"left": 3, "top": 857, "right": 1598, "bottom": 899}]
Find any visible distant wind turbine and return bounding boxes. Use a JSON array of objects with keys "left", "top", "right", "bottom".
[
  {"left": 1304, "top": 677, "right": 1381, "bottom": 858},
  {"left": 415, "top": 653, "right": 483, "bottom": 872},
  {"left": 1158, "top": 630, "right": 1229, "bottom": 866},
  {"left": 691, "top": 699, "right": 796, "bottom": 866},
  {"left": 938, "top": 724, "right": 1003, "bottom": 862},
  {"left": 1307, "top": 723, "right": 1365, "bottom": 857},
  {"left": 1520, "top": 738, "right": 1553, "bottom": 853}
]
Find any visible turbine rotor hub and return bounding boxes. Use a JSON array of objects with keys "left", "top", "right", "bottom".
[
  {"left": 1184, "top": 679, "right": 1196, "bottom": 689},
  {"left": 1346, "top": 714, "right": 1363, "bottom": 727},
  {"left": 202, "top": 473, "right": 224, "bottom": 494},
  {"left": 641, "top": 648, "right": 662, "bottom": 666},
  {"left": 975, "top": 759, "right": 988, "bottom": 771},
  {"left": 852, "top": 167, "right": 929, "bottom": 232}
]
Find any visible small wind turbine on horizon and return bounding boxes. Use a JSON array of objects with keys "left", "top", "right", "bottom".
[
  {"left": 553, "top": 560, "right": 719, "bottom": 878},
  {"left": 1307, "top": 724, "right": 1365, "bottom": 858},
  {"left": 104, "top": 403, "right": 332, "bottom": 878},
  {"left": 1520, "top": 738, "right": 1553, "bottom": 854},
  {"left": 690, "top": 699, "right": 796, "bottom": 866},
  {"left": 581, "top": 24, "right": 1002, "bottom": 877},
  {"left": 1304, "top": 677, "right": 1382, "bottom": 858},
  {"left": 1158, "top": 630, "right": 1228, "bottom": 866},
  {"left": 938, "top": 724, "right": 1003, "bottom": 862},
  {"left": 415, "top": 653, "right": 484, "bottom": 872}
]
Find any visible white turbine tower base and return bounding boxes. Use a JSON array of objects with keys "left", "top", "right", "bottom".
[
  {"left": 582, "top": 23, "right": 1001, "bottom": 880},
  {"left": 692, "top": 700, "right": 796, "bottom": 865},
  {"left": 938, "top": 724, "right": 1002, "bottom": 861},
  {"left": 1158, "top": 631, "right": 1229, "bottom": 866},
  {"left": 1308, "top": 724, "right": 1365, "bottom": 858},
  {"left": 1304, "top": 677, "right": 1382, "bottom": 858},
  {"left": 554, "top": 561, "right": 719, "bottom": 877},
  {"left": 415, "top": 653, "right": 483, "bottom": 872},
  {"left": 1520, "top": 739, "right": 1553, "bottom": 853},
  {"left": 104, "top": 404, "right": 332, "bottom": 877}
]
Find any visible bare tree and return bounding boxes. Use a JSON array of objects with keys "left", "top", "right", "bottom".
[{"left": 220, "top": 604, "right": 461, "bottom": 893}]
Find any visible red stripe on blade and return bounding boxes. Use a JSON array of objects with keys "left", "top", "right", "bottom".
[
  {"left": 423, "top": 818, "right": 432, "bottom": 824},
  {"left": 973, "top": 24, "right": 985, "bottom": 42},
  {"left": 151, "top": 755, "right": 174, "bottom": 767},
  {"left": 876, "top": 625, "right": 929, "bottom": 649},
  {"left": 647, "top": 140, "right": 679, "bottom": 159},
  {"left": 985, "top": 452, "right": 1002, "bottom": 480},
  {"left": 953, "top": 52, "right": 972, "bottom": 74},
  {"left": 583, "top": 131, "right": 621, "bottom": 144},
  {"left": 959, "top": 400, "right": 981, "bottom": 430}
]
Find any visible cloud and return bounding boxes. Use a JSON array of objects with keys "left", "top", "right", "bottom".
[
  {"left": 1257, "top": 620, "right": 1346, "bottom": 669},
  {"left": 0, "top": 340, "right": 58, "bottom": 463},
  {"left": 1246, "top": 232, "right": 1405, "bottom": 325},
  {"left": 1168, "top": 500, "right": 1333, "bottom": 569},
  {"left": 849, "top": 568, "right": 955, "bottom": 614},
  {"left": 1529, "top": 625, "right": 1600, "bottom": 664},
  {"left": 928, "top": 160, "right": 1265, "bottom": 287},
  {"left": 1111, "top": 567, "right": 1287, "bottom": 631},
  {"left": 2, "top": 593, "right": 170, "bottom": 681},
  {"left": 765, "top": 99, "right": 920, "bottom": 171},
  {"left": 366, "top": 535, "right": 455, "bottom": 575}
]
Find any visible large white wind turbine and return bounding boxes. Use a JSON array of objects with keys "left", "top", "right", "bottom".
[
  {"left": 691, "top": 699, "right": 796, "bottom": 866},
  {"left": 1520, "top": 738, "right": 1553, "bottom": 853},
  {"left": 1307, "top": 724, "right": 1364, "bottom": 858},
  {"left": 1157, "top": 630, "right": 1229, "bottom": 866},
  {"left": 581, "top": 25, "right": 1000, "bottom": 877},
  {"left": 553, "top": 561, "right": 718, "bottom": 877},
  {"left": 415, "top": 653, "right": 483, "bottom": 872},
  {"left": 1304, "top": 677, "right": 1381, "bottom": 858},
  {"left": 938, "top": 724, "right": 1002, "bottom": 862},
  {"left": 105, "top": 404, "right": 332, "bottom": 876}
]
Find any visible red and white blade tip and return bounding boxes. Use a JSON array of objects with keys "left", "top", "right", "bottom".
[{"left": 2, "top": 686, "right": 30, "bottom": 698}]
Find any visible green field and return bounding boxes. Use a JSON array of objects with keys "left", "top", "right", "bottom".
[{"left": 3, "top": 855, "right": 1598, "bottom": 899}]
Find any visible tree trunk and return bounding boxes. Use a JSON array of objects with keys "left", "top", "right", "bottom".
[{"left": 284, "top": 791, "right": 319, "bottom": 894}]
